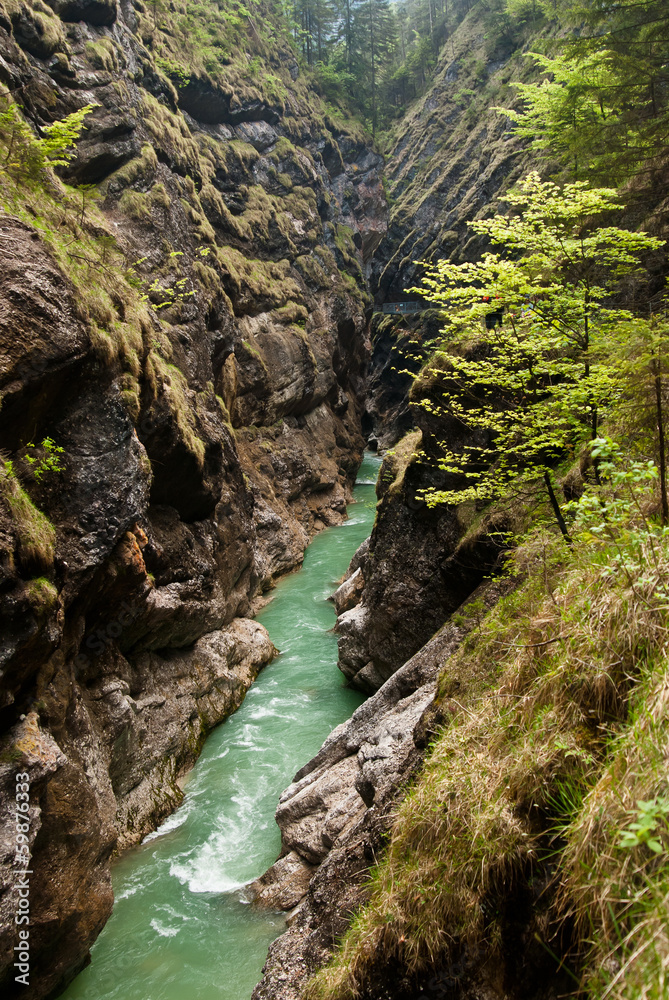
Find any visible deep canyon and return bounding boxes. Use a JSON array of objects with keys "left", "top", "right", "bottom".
[{"left": 2, "top": 1, "right": 667, "bottom": 1000}]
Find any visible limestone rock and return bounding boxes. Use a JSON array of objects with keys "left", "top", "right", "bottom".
[
  {"left": 252, "top": 580, "right": 515, "bottom": 1000},
  {"left": 45, "top": 0, "right": 117, "bottom": 26},
  {"left": 332, "top": 566, "right": 364, "bottom": 615},
  {"left": 0, "top": 0, "right": 385, "bottom": 991},
  {"left": 110, "top": 618, "right": 278, "bottom": 848},
  {"left": 335, "top": 433, "right": 512, "bottom": 692},
  {"left": 235, "top": 120, "right": 278, "bottom": 152},
  {"left": 276, "top": 755, "right": 366, "bottom": 864},
  {"left": 0, "top": 714, "right": 114, "bottom": 1000},
  {"left": 247, "top": 851, "right": 316, "bottom": 911}
]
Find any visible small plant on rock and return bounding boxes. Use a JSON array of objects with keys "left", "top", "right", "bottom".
[
  {"left": 0, "top": 93, "right": 96, "bottom": 185},
  {"left": 24, "top": 438, "right": 65, "bottom": 481}
]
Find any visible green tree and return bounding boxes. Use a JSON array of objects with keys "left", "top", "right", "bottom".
[
  {"left": 411, "top": 172, "right": 665, "bottom": 539},
  {"left": 295, "top": 0, "right": 337, "bottom": 64},
  {"left": 612, "top": 315, "right": 669, "bottom": 525},
  {"left": 351, "top": 0, "right": 398, "bottom": 133},
  {"left": 501, "top": 0, "right": 669, "bottom": 182},
  {"left": 0, "top": 95, "right": 96, "bottom": 184}
]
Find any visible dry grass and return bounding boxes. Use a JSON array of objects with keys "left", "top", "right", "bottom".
[
  {"left": 307, "top": 485, "right": 669, "bottom": 1000},
  {"left": 145, "top": 352, "right": 206, "bottom": 468},
  {"left": 559, "top": 666, "right": 669, "bottom": 1000}
]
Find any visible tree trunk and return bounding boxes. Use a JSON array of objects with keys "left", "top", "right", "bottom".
[
  {"left": 544, "top": 471, "right": 572, "bottom": 546},
  {"left": 653, "top": 359, "right": 669, "bottom": 525}
]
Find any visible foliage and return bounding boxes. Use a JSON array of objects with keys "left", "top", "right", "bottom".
[
  {"left": 23, "top": 438, "right": 65, "bottom": 481},
  {"left": 0, "top": 95, "right": 96, "bottom": 183},
  {"left": 306, "top": 451, "right": 669, "bottom": 1000},
  {"left": 292, "top": 0, "right": 481, "bottom": 133},
  {"left": 410, "top": 172, "right": 664, "bottom": 533},
  {"left": 501, "top": 0, "right": 669, "bottom": 182},
  {"left": 619, "top": 798, "right": 669, "bottom": 854},
  {"left": 0, "top": 461, "right": 56, "bottom": 572}
]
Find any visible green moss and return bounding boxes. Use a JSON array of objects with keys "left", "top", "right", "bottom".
[
  {"left": 378, "top": 430, "right": 422, "bottom": 498},
  {"left": 119, "top": 373, "right": 141, "bottom": 421},
  {"left": 198, "top": 182, "right": 245, "bottom": 238},
  {"left": 215, "top": 246, "right": 301, "bottom": 311},
  {"left": 119, "top": 188, "right": 152, "bottom": 221},
  {"left": 146, "top": 352, "right": 206, "bottom": 467},
  {"left": 4, "top": 0, "right": 66, "bottom": 56},
  {"left": 155, "top": 55, "right": 190, "bottom": 88},
  {"left": 1, "top": 462, "right": 55, "bottom": 572},
  {"left": 106, "top": 143, "right": 158, "bottom": 193},
  {"left": 272, "top": 301, "right": 309, "bottom": 325},
  {"left": 0, "top": 161, "right": 156, "bottom": 373},
  {"left": 25, "top": 575, "right": 58, "bottom": 610},
  {"left": 149, "top": 182, "right": 171, "bottom": 210},
  {"left": 141, "top": 93, "right": 200, "bottom": 178},
  {"left": 294, "top": 254, "right": 329, "bottom": 290},
  {"left": 238, "top": 339, "right": 268, "bottom": 371},
  {"left": 179, "top": 197, "right": 216, "bottom": 244},
  {"left": 85, "top": 38, "right": 120, "bottom": 73}
]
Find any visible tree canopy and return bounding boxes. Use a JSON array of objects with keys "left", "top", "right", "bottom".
[{"left": 411, "top": 173, "right": 665, "bottom": 536}]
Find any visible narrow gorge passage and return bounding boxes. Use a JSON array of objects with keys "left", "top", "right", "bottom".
[{"left": 59, "top": 453, "right": 381, "bottom": 1000}]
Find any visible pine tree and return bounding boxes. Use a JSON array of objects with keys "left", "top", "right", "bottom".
[
  {"left": 503, "top": 0, "right": 669, "bottom": 182},
  {"left": 351, "top": 0, "right": 398, "bottom": 132}
]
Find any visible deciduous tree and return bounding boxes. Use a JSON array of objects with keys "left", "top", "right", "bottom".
[{"left": 411, "top": 172, "right": 665, "bottom": 538}]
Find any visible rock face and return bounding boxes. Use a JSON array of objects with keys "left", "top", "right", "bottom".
[
  {"left": 250, "top": 14, "right": 543, "bottom": 996},
  {"left": 330, "top": 8, "right": 547, "bottom": 695},
  {"left": 364, "top": 8, "right": 536, "bottom": 448},
  {"left": 250, "top": 580, "right": 513, "bottom": 1000},
  {"left": 334, "top": 432, "right": 512, "bottom": 693},
  {"left": 0, "top": 0, "right": 386, "bottom": 995}
]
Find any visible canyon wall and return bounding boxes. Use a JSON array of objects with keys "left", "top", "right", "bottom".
[
  {"left": 0, "top": 2, "right": 385, "bottom": 996},
  {"left": 251, "top": 8, "right": 669, "bottom": 998}
]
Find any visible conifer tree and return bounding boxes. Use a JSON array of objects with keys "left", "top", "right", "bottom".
[
  {"left": 503, "top": 0, "right": 669, "bottom": 182},
  {"left": 351, "top": 0, "right": 398, "bottom": 132}
]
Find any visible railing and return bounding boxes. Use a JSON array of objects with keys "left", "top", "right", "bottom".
[{"left": 376, "top": 301, "right": 425, "bottom": 314}]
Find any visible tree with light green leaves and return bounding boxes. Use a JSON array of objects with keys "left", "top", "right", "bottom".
[
  {"left": 411, "top": 172, "right": 665, "bottom": 540},
  {"left": 0, "top": 95, "right": 96, "bottom": 184},
  {"left": 612, "top": 314, "right": 669, "bottom": 525}
]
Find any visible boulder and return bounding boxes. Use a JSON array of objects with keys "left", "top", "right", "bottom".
[{"left": 332, "top": 566, "right": 364, "bottom": 615}]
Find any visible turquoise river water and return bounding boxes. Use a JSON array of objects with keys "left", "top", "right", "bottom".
[{"left": 60, "top": 452, "right": 381, "bottom": 1000}]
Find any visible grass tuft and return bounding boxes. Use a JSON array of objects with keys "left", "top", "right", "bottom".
[{"left": 0, "top": 461, "right": 56, "bottom": 572}]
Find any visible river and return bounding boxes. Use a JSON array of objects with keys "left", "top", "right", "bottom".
[{"left": 60, "top": 451, "right": 381, "bottom": 1000}]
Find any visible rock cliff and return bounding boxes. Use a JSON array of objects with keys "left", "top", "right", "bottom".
[
  {"left": 366, "top": 6, "right": 537, "bottom": 449},
  {"left": 0, "top": 1, "right": 386, "bottom": 995},
  {"left": 334, "top": 6, "right": 541, "bottom": 696}
]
